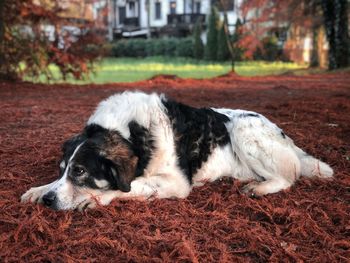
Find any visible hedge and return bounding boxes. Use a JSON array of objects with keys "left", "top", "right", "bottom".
[
  {"left": 111, "top": 38, "right": 194, "bottom": 58},
  {"left": 110, "top": 36, "right": 276, "bottom": 61}
]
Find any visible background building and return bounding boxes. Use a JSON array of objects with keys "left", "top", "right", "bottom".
[{"left": 105, "top": 0, "right": 240, "bottom": 39}]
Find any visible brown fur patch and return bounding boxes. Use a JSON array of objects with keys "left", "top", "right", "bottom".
[{"left": 103, "top": 132, "right": 138, "bottom": 188}]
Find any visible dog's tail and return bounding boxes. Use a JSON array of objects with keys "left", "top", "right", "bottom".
[{"left": 293, "top": 146, "right": 333, "bottom": 178}]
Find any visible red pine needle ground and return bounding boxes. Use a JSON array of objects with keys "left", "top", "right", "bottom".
[{"left": 0, "top": 72, "right": 349, "bottom": 262}]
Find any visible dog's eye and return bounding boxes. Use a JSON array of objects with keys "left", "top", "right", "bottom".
[
  {"left": 59, "top": 160, "right": 66, "bottom": 170},
  {"left": 73, "top": 166, "right": 86, "bottom": 176}
]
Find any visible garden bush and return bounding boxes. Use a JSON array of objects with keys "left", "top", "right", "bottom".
[
  {"left": 111, "top": 37, "right": 194, "bottom": 58},
  {"left": 163, "top": 38, "right": 178, "bottom": 56},
  {"left": 253, "top": 36, "right": 281, "bottom": 61},
  {"left": 0, "top": 0, "right": 102, "bottom": 81},
  {"left": 175, "top": 38, "right": 194, "bottom": 57}
]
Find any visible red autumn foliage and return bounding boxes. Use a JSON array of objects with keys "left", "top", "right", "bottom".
[
  {"left": 0, "top": 72, "right": 349, "bottom": 261},
  {"left": 239, "top": 0, "right": 323, "bottom": 59},
  {"left": 0, "top": 0, "right": 103, "bottom": 81}
]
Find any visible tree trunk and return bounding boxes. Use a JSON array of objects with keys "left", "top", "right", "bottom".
[
  {"left": 335, "top": 0, "right": 349, "bottom": 68},
  {"left": 310, "top": 27, "right": 319, "bottom": 67},
  {"left": 0, "top": 0, "right": 5, "bottom": 77},
  {"left": 219, "top": 0, "right": 235, "bottom": 72},
  {"left": 322, "top": 0, "right": 349, "bottom": 70},
  {"left": 322, "top": 0, "right": 337, "bottom": 69}
]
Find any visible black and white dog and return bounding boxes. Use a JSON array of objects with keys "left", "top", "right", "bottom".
[{"left": 21, "top": 91, "right": 333, "bottom": 210}]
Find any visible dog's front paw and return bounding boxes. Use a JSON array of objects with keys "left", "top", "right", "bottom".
[
  {"left": 21, "top": 186, "right": 46, "bottom": 204},
  {"left": 76, "top": 199, "right": 97, "bottom": 211},
  {"left": 241, "top": 182, "right": 262, "bottom": 198}
]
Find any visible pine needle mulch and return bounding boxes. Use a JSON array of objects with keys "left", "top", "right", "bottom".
[{"left": 1, "top": 72, "right": 349, "bottom": 262}]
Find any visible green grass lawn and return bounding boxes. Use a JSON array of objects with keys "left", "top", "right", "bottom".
[{"left": 27, "top": 57, "right": 306, "bottom": 84}]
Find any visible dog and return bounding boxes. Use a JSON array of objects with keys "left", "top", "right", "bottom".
[{"left": 21, "top": 91, "right": 333, "bottom": 210}]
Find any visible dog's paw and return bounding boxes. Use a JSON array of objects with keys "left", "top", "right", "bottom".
[
  {"left": 76, "top": 199, "right": 97, "bottom": 212},
  {"left": 241, "top": 182, "right": 263, "bottom": 198},
  {"left": 21, "top": 186, "right": 46, "bottom": 204}
]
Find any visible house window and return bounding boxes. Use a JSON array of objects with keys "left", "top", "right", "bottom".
[
  {"left": 186, "top": 1, "right": 192, "bottom": 13},
  {"left": 211, "top": 0, "right": 234, "bottom": 11},
  {"left": 169, "top": 1, "right": 176, "bottom": 14},
  {"left": 129, "top": 1, "right": 136, "bottom": 17},
  {"left": 155, "top": 2, "right": 162, "bottom": 19},
  {"left": 119, "top": 6, "right": 126, "bottom": 24},
  {"left": 155, "top": 1, "right": 162, "bottom": 20},
  {"left": 194, "top": 1, "right": 201, "bottom": 13}
]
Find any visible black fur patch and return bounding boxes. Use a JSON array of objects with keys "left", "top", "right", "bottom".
[
  {"left": 128, "top": 121, "right": 154, "bottom": 177},
  {"left": 162, "top": 98, "right": 231, "bottom": 183}
]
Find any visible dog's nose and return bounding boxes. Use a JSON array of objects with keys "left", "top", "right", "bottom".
[{"left": 42, "top": 191, "right": 56, "bottom": 207}]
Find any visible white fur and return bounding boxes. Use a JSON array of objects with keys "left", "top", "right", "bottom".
[
  {"left": 94, "top": 179, "right": 109, "bottom": 189},
  {"left": 21, "top": 91, "right": 333, "bottom": 210},
  {"left": 87, "top": 92, "right": 165, "bottom": 138}
]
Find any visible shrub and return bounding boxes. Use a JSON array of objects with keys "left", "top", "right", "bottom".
[
  {"left": 253, "top": 36, "right": 280, "bottom": 61},
  {"left": 0, "top": 0, "right": 102, "bottom": 81},
  {"left": 163, "top": 38, "right": 178, "bottom": 56},
  {"left": 130, "top": 39, "right": 148, "bottom": 57},
  {"left": 112, "top": 39, "right": 146, "bottom": 57},
  {"left": 253, "top": 47, "right": 264, "bottom": 60},
  {"left": 153, "top": 38, "right": 168, "bottom": 56},
  {"left": 112, "top": 41, "right": 125, "bottom": 56},
  {"left": 145, "top": 40, "right": 155, "bottom": 56},
  {"left": 176, "top": 38, "right": 194, "bottom": 57},
  {"left": 111, "top": 38, "right": 194, "bottom": 58},
  {"left": 262, "top": 36, "right": 280, "bottom": 61}
]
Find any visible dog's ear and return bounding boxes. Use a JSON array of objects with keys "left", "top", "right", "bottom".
[
  {"left": 62, "top": 134, "right": 86, "bottom": 157},
  {"left": 104, "top": 156, "right": 138, "bottom": 192},
  {"left": 102, "top": 130, "right": 138, "bottom": 192},
  {"left": 84, "top": 124, "right": 107, "bottom": 138}
]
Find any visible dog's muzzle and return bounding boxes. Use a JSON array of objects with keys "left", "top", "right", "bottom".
[{"left": 42, "top": 191, "right": 57, "bottom": 209}]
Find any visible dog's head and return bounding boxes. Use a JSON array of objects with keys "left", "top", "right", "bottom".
[{"left": 42, "top": 124, "right": 138, "bottom": 210}]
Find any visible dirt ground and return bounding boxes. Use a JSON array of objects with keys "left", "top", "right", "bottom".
[{"left": 0, "top": 72, "right": 349, "bottom": 262}]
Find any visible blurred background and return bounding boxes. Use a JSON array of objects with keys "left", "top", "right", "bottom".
[{"left": 0, "top": 0, "right": 349, "bottom": 83}]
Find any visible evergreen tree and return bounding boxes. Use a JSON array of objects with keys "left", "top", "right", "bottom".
[
  {"left": 204, "top": 6, "right": 219, "bottom": 61},
  {"left": 217, "top": 20, "right": 230, "bottom": 61},
  {"left": 193, "top": 19, "right": 204, "bottom": 60}
]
